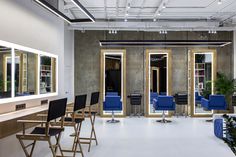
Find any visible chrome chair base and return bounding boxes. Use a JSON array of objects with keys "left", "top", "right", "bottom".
[{"left": 107, "top": 119, "right": 120, "bottom": 123}]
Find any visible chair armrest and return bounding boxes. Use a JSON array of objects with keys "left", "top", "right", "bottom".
[
  {"left": 17, "top": 120, "right": 47, "bottom": 124},
  {"left": 201, "top": 98, "right": 209, "bottom": 108}
]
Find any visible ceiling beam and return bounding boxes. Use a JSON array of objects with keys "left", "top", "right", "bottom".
[
  {"left": 116, "top": 0, "right": 119, "bottom": 17},
  {"left": 154, "top": 0, "right": 169, "bottom": 18},
  {"left": 137, "top": 0, "right": 146, "bottom": 18},
  {"left": 104, "top": 0, "right": 108, "bottom": 19}
]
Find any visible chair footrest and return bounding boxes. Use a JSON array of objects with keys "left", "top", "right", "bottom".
[{"left": 61, "top": 149, "right": 83, "bottom": 153}]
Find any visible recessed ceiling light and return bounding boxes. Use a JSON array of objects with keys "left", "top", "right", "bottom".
[
  {"left": 124, "top": 19, "right": 128, "bottom": 22},
  {"left": 218, "top": 0, "right": 222, "bottom": 5},
  {"left": 153, "top": 18, "right": 156, "bottom": 22}
]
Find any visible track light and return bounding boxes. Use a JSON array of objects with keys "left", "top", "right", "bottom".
[
  {"left": 108, "top": 29, "right": 118, "bottom": 34},
  {"left": 218, "top": 0, "right": 222, "bottom": 5},
  {"left": 126, "top": 11, "right": 129, "bottom": 16},
  {"left": 153, "top": 18, "right": 156, "bottom": 22},
  {"left": 208, "top": 30, "right": 217, "bottom": 34},
  {"left": 162, "top": 3, "right": 166, "bottom": 8},
  {"left": 157, "top": 11, "right": 161, "bottom": 16},
  {"left": 159, "top": 30, "right": 167, "bottom": 34},
  {"left": 127, "top": 3, "right": 131, "bottom": 9},
  {"left": 124, "top": 18, "right": 128, "bottom": 22}
]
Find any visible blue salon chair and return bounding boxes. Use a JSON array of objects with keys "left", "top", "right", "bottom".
[
  {"left": 201, "top": 95, "right": 227, "bottom": 121},
  {"left": 195, "top": 91, "right": 203, "bottom": 105},
  {"left": 103, "top": 92, "right": 122, "bottom": 123},
  {"left": 154, "top": 95, "right": 175, "bottom": 123},
  {"left": 201, "top": 95, "right": 227, "bottom": 110}
]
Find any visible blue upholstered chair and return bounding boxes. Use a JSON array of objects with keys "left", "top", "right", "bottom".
[
  {"left": 201, "top": 95, "right": 227, "bottom": 110},
  {"left": 201, "top": 95, "right": 227, "bottom": 122},
  {"left": 195, "top": 91, "right": 203, "bottom": 105},
  {"left": 154, "top": 95, "right": 176, "bottom": 123},
  {"left": 103, "top": 92, "right": 122, "bottom": 123},
  {"left": 150, "top": 92, "right": 158, "bottom": 104}
]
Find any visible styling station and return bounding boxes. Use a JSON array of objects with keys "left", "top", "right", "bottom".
[{"left": 1, "top": 0, "right": 236, "bottom": 157}]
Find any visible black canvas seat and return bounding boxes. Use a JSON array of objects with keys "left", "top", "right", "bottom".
[
  {"left": 30, "top": 127, "right": 64, "bottom": 136},
  {"left": 64, "top": 117, "right": 84, "bottom": 123},
  {"left": 16, "top": 98, "right": 67, "bottom": 157}
]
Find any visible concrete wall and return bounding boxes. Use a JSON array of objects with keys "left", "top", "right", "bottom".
[
  {"left": 74, "top": 30, "right": 233, "bottom": 115},
  {"left": 0, "top": 0, "right": 74, "bottom": 113}
]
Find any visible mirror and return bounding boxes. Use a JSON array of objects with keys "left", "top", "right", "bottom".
[
  {"left": 101, "top": 50, "right": 126, "bottom": 116},
  {"left": 146, "top": 49, "right": 172, "bottom": 116},
  {"left": 0, "top": 46, "right": 12, "bottom": 99},
  {"left": 40, "top": 56, "right": 56, "bottom": 94},
  {"left": 14, "top": 50, "right": 38, "bottom": 97},
  {"left": 194, "top": 53, "right": 214, "bottom": 114}
]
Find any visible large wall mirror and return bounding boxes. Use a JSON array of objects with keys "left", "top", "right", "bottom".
[
  {"left": 0, "top": 46, "right": 12, "bottom": 99},
  {"left": 100, "top": 49, "right": 126, "bottom": 116},
  {"left": 15, "top": 49, "right": 38, "bottom": 97},
  {"left": 40, "top": 56, "right": 56, "bottom": 94},
  {"left": 0, "top": 40, "right": 58, "bottom": 104},
  {"left": 189, "top": 49, "right": 216, "bottom": 116},
  {"left": 146, "top": 49, "right": 172, "bottom": 116}
]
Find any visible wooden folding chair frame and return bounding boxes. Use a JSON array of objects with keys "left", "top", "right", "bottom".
[
  {"left": 61, "top": 109, "right": 85, "bottom": 157},
  {"left": 16, "top": 119, "right": 65, "bottom": 157},
  {"left": 80, "top": 104, "right": 99, "bottom": 152}
]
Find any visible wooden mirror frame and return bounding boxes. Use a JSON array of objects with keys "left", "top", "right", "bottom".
[
  {"left": 100, "top": 49, "right": 126, "bottom": 117},
  {"left": 145, "top": 49, "right": 172, "bottom": 117},
  {"left": 188, "top": 49, "right": 217, "bottom": 117}
]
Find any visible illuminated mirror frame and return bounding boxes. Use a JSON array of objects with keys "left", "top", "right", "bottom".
[
  {"left": 145, "top": 49, "right": 172, "bottom": 117},
  {"left": 100, "top": 49, "right": 126, "bottom": 117},
  {"left": 189, "top": 49, "right": 216, "bottom": 117},
  {"left": 0, "top": 40, "right": 58, "bottom": 104}
]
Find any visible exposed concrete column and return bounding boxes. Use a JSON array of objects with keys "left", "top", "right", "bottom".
[{"left": 234, "top": 31, "right": 236, "bottom": 78}]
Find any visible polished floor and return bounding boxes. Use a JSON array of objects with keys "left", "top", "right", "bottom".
[{"left": 0, "top": 117, "right": 234, "bottom": 157}]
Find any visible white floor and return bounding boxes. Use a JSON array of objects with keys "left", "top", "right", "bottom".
[{"left": 0, "top": 117, "right": 234, "bottom": 157}]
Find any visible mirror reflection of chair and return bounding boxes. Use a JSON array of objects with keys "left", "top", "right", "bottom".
[
  {"left": 103, "top": 92, "right": 122, "bottom": 123},
  {"left": 80, "top": 92, "right": 99, "bottom": 152},
  {"left": 175, "top": 93, "right": 188, "bottom": 117},
  {"left": 154, "top": 96, "right": 175, "bottom": 123},
  {"left": 150, "top": 92, "right": 158, "bottom": 112},
  {"left": 16, "top": 98, "right": 67, "bottom": 157},
  {"left": 195, "top": 91, "right": 203, "bottom": 107},
  {"left": 62, "top": 95, "right": 86, "bottom": 157},
  {"left": 201, "top": 95, "right": 227, "bottom": 121}
]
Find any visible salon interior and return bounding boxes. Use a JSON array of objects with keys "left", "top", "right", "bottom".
[{"left": 0, "top": 0, "right": 236, "bottom": 157}]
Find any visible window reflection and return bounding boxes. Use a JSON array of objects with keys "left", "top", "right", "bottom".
[
  {"left": 40, "top": 56, "right": 56, "bottom": 94},
  {"left": 15, "top": 50, "right": 38, "bottom": 97},
  {"left": 0, "top": 46, "right": 12, "bottom": 99}
]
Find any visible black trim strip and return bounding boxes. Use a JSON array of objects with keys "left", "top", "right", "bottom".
[
  {"left": 34, "top": 0, "right": 95, "bottom": 23},
  {"left": 99, "top": 40, "right": 232, "bottom": 47}
]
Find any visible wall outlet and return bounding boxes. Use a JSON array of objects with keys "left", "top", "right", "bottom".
[
  {"left": 15, "top": 104, "right": 26, "bottom": 111},
  {"left": 41, "top": 99, "right": 48, "bottom": 105}
]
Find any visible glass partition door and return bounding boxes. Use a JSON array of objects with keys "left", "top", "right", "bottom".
[
  {"left": 189, "top": 50, "right": 216, "bottom": 116},
  {"left": 100, "top": 50, "right": 126, "bottom": 116},
  {"left": 146, "top": 49, "right": 172, "bottom": 116}
]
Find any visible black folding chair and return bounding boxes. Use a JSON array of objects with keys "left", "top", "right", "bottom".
[
  {"left": 62, "top": 94, "right": 86, "bottom": 157},
  {"left": 16, "top": 98, "right": 67, "bottom": 157},
  {"left": 80, "top": 92, "right": 99, "bottom": 152}
]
